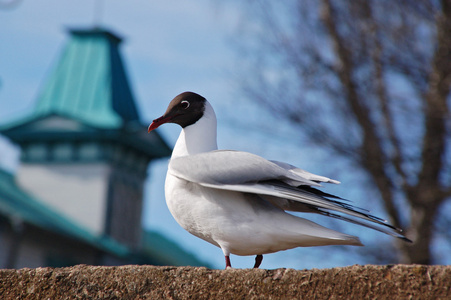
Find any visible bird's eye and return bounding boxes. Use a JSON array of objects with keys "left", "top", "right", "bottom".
[{"left": 180, "top": 100, "right": 190, "bottom": 109}]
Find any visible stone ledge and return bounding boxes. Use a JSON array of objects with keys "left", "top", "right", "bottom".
[{"left": 0, "top": 264, "right": 449, "bottom": 299}]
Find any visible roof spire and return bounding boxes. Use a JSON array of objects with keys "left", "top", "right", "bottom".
[{"left": 31, "top": 28, "right": 140, "bottom": 128}]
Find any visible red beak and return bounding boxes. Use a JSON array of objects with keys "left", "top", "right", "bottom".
[{"left": 147, "top": 115, "right": 172, "bottom": 133}]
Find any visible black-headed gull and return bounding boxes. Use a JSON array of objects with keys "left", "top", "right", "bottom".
[{"left": 148, "top": 92, "right": 410, "bottom": 269}]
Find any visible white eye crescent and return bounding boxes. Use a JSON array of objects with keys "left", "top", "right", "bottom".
[{"left": 181, "top": 100, "right": 190, "bottom": 109}]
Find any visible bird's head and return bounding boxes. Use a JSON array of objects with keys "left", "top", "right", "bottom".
[{"left": 148, "top": 92, "right": 207, "bottom": 132}]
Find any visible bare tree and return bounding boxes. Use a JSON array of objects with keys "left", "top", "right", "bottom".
[{"left": 229, "top": 0, "right": 451, "bottom": 264}]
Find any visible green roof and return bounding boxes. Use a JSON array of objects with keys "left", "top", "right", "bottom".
[
  {"left": 34, "top": 28, "right": 139, "bottom": 129},
  {"left": 0, "top": 27, "right": 171, "bottom": 159}
]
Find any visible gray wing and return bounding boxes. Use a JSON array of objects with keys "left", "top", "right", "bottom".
[
  {"left": 169, "top": 150, "right": 321, "bottom": 186},
  {"left": 270, "top": 160, "right": 341, "bottom": 185},
  {"left": 169, "top": 150, "right": 410, "bottom": 241}
]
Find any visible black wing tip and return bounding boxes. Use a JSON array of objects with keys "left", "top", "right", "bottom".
[
  {"left": 276, "top": 182, "right": 413, "bottom": 243},
  {"left": 298, "top": 186, "right": 351, "bottom": 201},
  {"left": 391, "top": 226, "right": 412, "bottom": 243},
  {"left": 399, "top": 236, "right": 413, "bottom": 243}
]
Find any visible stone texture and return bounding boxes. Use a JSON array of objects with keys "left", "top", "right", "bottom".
[{"left": 0, "top": 264, "right": 449, "bottom": 299}]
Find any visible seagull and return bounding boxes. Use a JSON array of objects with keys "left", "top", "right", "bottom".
[{"left": 147, "top": 91, "right": 410, "bottom": 269}]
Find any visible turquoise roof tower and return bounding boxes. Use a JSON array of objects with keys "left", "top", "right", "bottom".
[
  {"left": 0, "top": 27, "right": 211, "bottom": 269},
  {"left": 0, "top": 28, "right": 172, "bottom": 257},
  {"left": 0, "top": 27, "right": 170, "bottom": 159},
  {"left": 34, "top": 29, "right": 139, "bottom": 129}
]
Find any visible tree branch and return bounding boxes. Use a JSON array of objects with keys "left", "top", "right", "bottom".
[
  {"left": 416, "top": 0, "right": 451, "bottom": 205},
  {"left": 366, "top": 3, "right": 409, "bottom": 191},
  {"left": 320, "top": 0, "right": 402, "bottom": 227}
]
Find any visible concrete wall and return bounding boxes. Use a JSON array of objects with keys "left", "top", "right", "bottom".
[{"left": 0, "top": 265, "right": 449, "bottom": 299}]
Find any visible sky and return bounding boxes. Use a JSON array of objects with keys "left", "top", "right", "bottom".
[{"left": 0, "top": 0, "right": 427, "bottom": 269}]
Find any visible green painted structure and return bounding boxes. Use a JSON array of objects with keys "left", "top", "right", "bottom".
[
  {"left": 0, "top": 28, "right": 208, "bottom": 268},
  {"left": 35, "top": 29, "right": 139, "bottom": 129},
  {"left": 1, "top": 28, "right": 169, "bottom": 162}
]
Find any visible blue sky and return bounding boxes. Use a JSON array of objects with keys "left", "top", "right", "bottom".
[{"left": 0, "top": 0, "right": 418, "bottom": 269}]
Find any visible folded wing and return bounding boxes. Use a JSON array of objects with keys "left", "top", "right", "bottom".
[{"left": 169, "top": 150, "right": 410, "bottom": 241}]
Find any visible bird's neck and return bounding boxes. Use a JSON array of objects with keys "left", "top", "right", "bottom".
[{"left": 171, "top": 101, "right": 218, "bottom": 159}]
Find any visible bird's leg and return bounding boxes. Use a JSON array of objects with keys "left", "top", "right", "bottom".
[
  {"left": 253, "top": 254, "right": 263, "bottom": 268},
  {"left": 225, "top": 255, "right": 232, "bottom": 269}
]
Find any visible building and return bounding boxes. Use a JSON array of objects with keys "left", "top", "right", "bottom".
[{"left": 0, "top": 28, "right": 208, "bottom": 268}]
